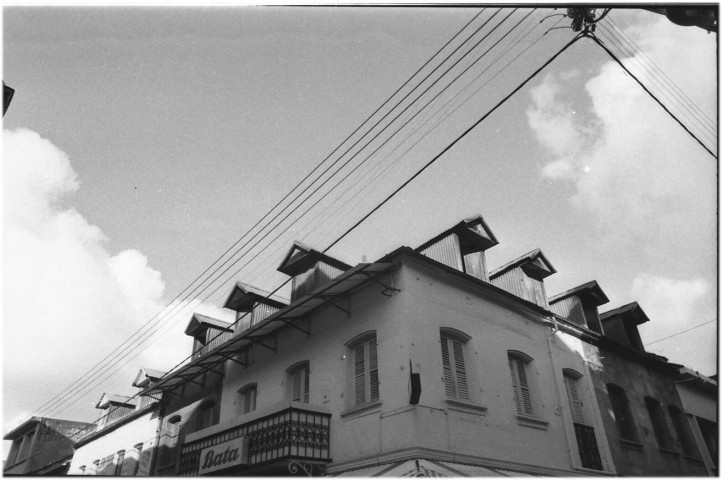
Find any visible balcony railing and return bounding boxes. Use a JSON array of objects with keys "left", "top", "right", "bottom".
[
  {"left": 178, "top": 404, "right": 331, "bottom": 476},
  {"left": 574, "top": 423, "right": 603, "bottom": 470}
]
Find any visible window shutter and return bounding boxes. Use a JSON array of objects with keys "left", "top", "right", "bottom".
[
  {"left": 564, "top": 374, "right": 584, "bottom": 424},
  {"left": 509, "top": 356, "right": 533, "bottom": 416},
  {"left": 441, "top": 337, "right": 456, "bottom": 398},
  {"left": 292, "top": 369, "right": 302, "bottom": 402},
  {"left": 452, "top": 339, "right": 469, "bottom": 400},
  {"left": 303, "top": 366, "right": 310, "bottom": 403},
  {"left": 354, "top": 343, "right": 366, "bottom": 405},
  {"left": 509, "top": 357, "right": 521, "bottom": 414},
  {"left": 369, "top": 339, "right": 380, "bottom": 402}
]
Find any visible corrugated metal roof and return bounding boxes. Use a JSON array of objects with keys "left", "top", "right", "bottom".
[
  {"left": 184, "top": 312, "right": 233, "bottom": 336},
  {"left": 489, "top": 248, "right": 556, "bottom": 280},
  {"left": 131, "top": 367, "right": 167, "bottom": 388},
  {"left": 95, "top": 393, "right": 138, "bottom": 409},
  {"left": 415, "top": 214, "right": 499, "bottom": 254},
  {"left": 277, "top": 240, "right": 352, "bottom": 276},
  {"left": 223, "top": 281, "right": 288, "bottom": 312},
  {"left": 599, "top": 301, "right": 650, "bottom": 325},
  {"left": 548, "top": 280, "right": 609, "bottom": 306}
]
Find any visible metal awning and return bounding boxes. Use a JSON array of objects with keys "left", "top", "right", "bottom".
[{"left": 144, "top": 262, "right": 398, "bottom": 397}]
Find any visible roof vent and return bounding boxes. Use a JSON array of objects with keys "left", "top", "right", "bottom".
[
  {"left": 489, "top": 249, "right": 556, "bottom": 309},
  {"left": 549, "top": 280, "right": 609, "bottom": 333},
  {"left": 600, "top": 302, "right": 650, "bottom": 352}
]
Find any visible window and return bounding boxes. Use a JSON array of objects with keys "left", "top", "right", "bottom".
[
  {"left": 79, "top": 465, "right": 86, "bottom": 475},
  {"left": 160, "top": 416, "right": 182, "bottom": 466},
  {"left": 508, "top": 351, "right": 534, "bottom": 416},
  {"left": 348, "top": 332, "right": 380, "bottom": 406},
  {"left": 114, "top": 451, "right": 125, "bottom": 476},
  {"left": 93, "top": 460, "right": 100, "bottom": 476},
  {"left": 287, "top": 362, "right": 310, "bottom": 403},
  {"left": 607, "top": 384, "right": 638, "bottom": 442},
  {"left": 132, "top": 443, "right": 143, "bottom": 476},
  {"left": 563, "top": 370, "right": 585, "bottom": 424},
  {"left": 440, "top": 329, "right": 470, "bottom": 401},
  {"left": 645, "top": 397, "right": 674, "bottom": 450},
  {"left": 237, "top": 384, "right": 257, "bottom": 415},
  {"left": 669, "top": 405, "right": 699, "bottom": 456},
  {"left": 196, "top": 399, "right": 218, "bottom": 431}
]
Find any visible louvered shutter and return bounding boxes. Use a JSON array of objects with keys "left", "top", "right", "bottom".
[
  {"left": 169, "top": 420, "right": 181, "bottom": 447},
  {"left": 509, "top": 355, "right": 533, "bottom": 416},
  {"left": 354, "top": 343, "right": 366, "bottom": 405},
  {"left": 564, "top": 374, "right": 585, "bottom": 424},
  {"left": 452, "top": 339, "right": 469, "bottom": 400},
  {"left": 509, "top": 357, "right": 522, "bottom": 414},
  {"left": 369, "top": 338, "right": 380, "bottom": 402},
  {"left": 441, "top": 337, "right": 456, "bottom": 398},
  {"left": 303, "top": 366, "right": 310, "bottom": 403},
  {"left": 292, "top": 369, "right": 302, "bottom": 402}
]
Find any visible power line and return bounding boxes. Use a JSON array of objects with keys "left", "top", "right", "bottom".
[
  {"left": 65, "top": 23, "right": 584, "bottom": 439},
  {"left": 34, "top": 8, "right": 502, "bottom": 419},
  {"left": 588, "top": 33, "right": 717, "bottom": 160},
  {"left": 646, "top": 319, "right": 716, "bottom": 346}
]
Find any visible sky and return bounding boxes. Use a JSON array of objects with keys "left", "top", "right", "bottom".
[{"left": 2, "top": 6, "right": 717, "bottom": 452}]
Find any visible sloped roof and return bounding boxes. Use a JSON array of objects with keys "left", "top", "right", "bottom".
[
  {"left": 3, "top": 417, "right": 94, "bottom": 441},
  {"left": 549, "top": 280, "right": 610, "bottom": 306},
  {"left": 223, "top": 281, "right": 288, "bottom": 312},
  {"left": 277, "top": 241, "right": 351, "bottom": 276},
  {"left": 489, "top": 248, "right": 556, "bottom": 280},
  {"left": 600, "top": 301, "right": 650, "bottom": 326},
  {"left": 416, "top": 214, "right": 499, "bottom": 254},
  {"left": 132, "top": 367, "right": 167, "bottom": 388},
  {"left": 184, "top": 312, "right": 233, "bottom": 337},
  {"left": 95, "top": 393, "right": 138, "bottom": 410}
]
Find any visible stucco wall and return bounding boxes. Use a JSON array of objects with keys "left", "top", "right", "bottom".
[{"left": 194, "top": 253, "right": 614, "bottom": 474}]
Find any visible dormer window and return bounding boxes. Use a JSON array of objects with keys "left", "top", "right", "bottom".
[
  {"left": 184, "top": 313, "right": 234, "bottom": 359},
  {"left": 416, "top": 214, "right": 499, "bottom": 281},
  {"left": 549, "top": 280, "right": 609, "bottom": 333},
  {"left": 278, "top": 241, "right": 351, "bottom": 302},
  {"left": 490, "top": 249, "right": 556, "bottom": 309},
  {"left": 223, "top": 282, "right": 288, "bottom": 333},
  {"left": 600, "top": 302, "right": 650, "bottom": 352},
  {"left": 95, "top": 394, "right": 137, "bottom": 429}
]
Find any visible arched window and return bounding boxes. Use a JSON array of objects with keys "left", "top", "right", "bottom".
[
  {"left": 440, "top": 328, "right": 471, "bottom": 401},
  {"left": 669, "top": 405, "right": 699, "bottom": 456},
  {"left": 645, "top": 397, "right": 674, "bottom": 450},
  {"left": 508, "top": 351, "right": 535, "bottom": 416},
  {"left": 287, "top": 362, "right": 310, "bottom": 403},
  {"left": 607, "top": 384, "right": 638, "bottom": 442},
  {"left": 347, "top": 332, "right": 380, "bottom": 407},
  {"left": 237, "top": 384, "right": 257, "bottom": 415},
  {"left": 195, "top": 399, "right": 217, "bottom": 432},
  {"left": 563, "top": 369, "right": 585, "bottom": 424}
]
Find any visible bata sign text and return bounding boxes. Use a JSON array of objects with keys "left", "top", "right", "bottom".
[{"left": 198, "top": 436, "right": 249, "bottom": 474}]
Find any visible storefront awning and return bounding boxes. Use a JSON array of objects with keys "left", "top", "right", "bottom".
[{"left": 144, "top": 262, "right": 397, "bottom": 397}]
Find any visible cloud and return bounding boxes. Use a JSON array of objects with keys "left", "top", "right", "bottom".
[
  {"left": 632, "top": 273, "right": 716, "bottom": 374},
  {"left": 3, "top": 129, "right": 228, "bottom": 427}
]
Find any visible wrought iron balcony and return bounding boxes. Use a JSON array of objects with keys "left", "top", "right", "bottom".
[
  {"left": 178, "top": 403, "right": 331, "bottom": 476},
  {"left": 574, "top": 423, "right": 603, "bottom": 470}
]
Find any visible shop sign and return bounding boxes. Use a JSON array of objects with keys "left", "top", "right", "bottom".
[{"left": 199, "top": 436, "right": 249, "bottom": 475}]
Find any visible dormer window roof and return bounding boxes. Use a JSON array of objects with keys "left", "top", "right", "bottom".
[
  {"left": 131, "top": 368, "right": 166, "bottom": 389},
  {"left": 549, "top": 280, "right": 609, "bottom": 306},
  {"left": 95, "top": 393, "right": 137, "bottom": 410},
  {"left": 184, "top": 313, "right": 233, "bottom": 338},
  {"left": 416, "top": 214, "right": 499, "bottom": 254},
  {"left": 223, "top": 282, "right": 288, "bottom": 313},
  {"left": 600, "top": 302, "right": 651, "bottom": 326},
  {"left": 489, "top": 248, "right": 556, "bottom": 280},
  {"left": 277, "top": 241, "right": 351, "bottom": 276}
]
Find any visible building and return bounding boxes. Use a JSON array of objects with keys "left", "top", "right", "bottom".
[
  {"left": 673, "top": 366, "right": 717, "bottom": 475},
  {"left": 140, "top": 215, "right": 627, "bottom": 476},
  {"left": 67, "top": 368, "right": 165, "bottom": 476},
  {"left": 3, "top": 417, "right": 93, "bottom": 475},
  {"left": 549, "top": 283, "right": 710, "bottom": 476}
]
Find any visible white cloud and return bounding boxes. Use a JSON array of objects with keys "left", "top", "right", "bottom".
[
  {"left": 632, "top": 273, "right": 716, "bottom": 374},
  {"left": 3, "top": 129, "right": 228, "bottom": 426}
]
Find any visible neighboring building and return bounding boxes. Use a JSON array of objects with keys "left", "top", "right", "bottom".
[
  {"left": 67, "top": 368, "right": 165, "bottom": 476},
  {"left": 674, "top": 366, "right": 718, "bottom": 475},
  {"left": 152, "top": 314, "right": 236, "bottom": 476},
  {"left": 3, "top": 417, "right": 93, "bottom": 475},
  {"left": 141, "top": 215, "right": 622, "bottom": 476},
  {"left": 550, "top": 284, "right": 710, "bottom": 476}
]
